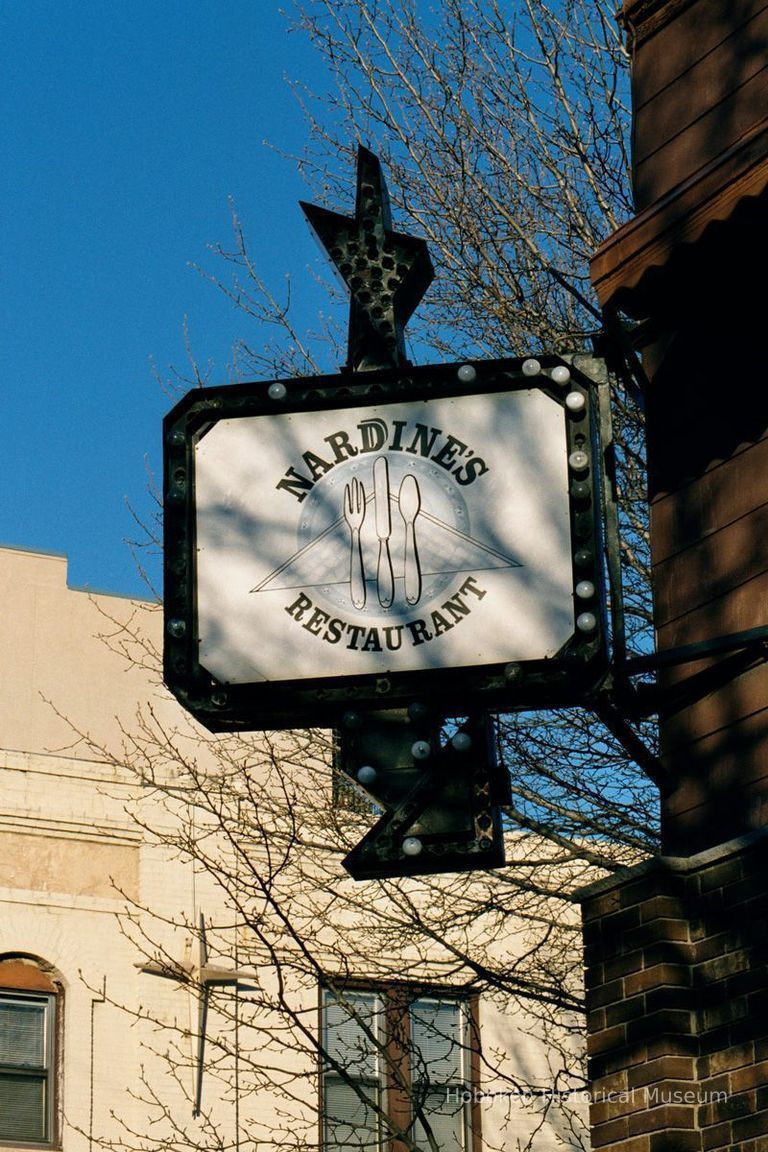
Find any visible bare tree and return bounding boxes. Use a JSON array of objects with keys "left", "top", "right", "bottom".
[
  {"left": 226, "top": 0, "right": 631, "bottom": 359},
  {"left": 72, "top": 633, "right": 597, "bottom": 1151},
  {"left": 204, "top": 0, "right": 648, "bottom": 640},
  {"left": 193, "top": 0, "right": 656, "bottom": 825},
  {"left": 105, "top": 3, "right": 659, "bottom": 1149}
]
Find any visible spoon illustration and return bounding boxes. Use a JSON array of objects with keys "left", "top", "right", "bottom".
[{"left": 399, "top": 474, "right": 422, "bottom": 605}]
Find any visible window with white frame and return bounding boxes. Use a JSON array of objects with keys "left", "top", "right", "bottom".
[
  {"left": 322, "top": 989, "right": 384, "bottom": 1149},
  {"left": 321, "top": 987, "right": 476, "bottom": 1152},
  {"left": 0, "top": 989, "right": 56, "bottom": 1144},
  {"left": 410, "top": 997, "right": 471, "bottom": 1151}
]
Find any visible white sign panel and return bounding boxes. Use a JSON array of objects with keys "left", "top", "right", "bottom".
[{"left": 194, "top": 390, "right": 573, "bottom": 685}]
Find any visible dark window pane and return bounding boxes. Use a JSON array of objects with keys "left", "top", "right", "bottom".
[
  {"left": 324, "top": 992, "right": 380, "bottom": 1079},
  {"left": 0, "top": 1073, "right": 47, "bottom": 1141},
  {"left": 0, "top": 1000, "right": 46, "bottom": 1067},
  {"left": 324, "top": 1078, "right": 380, "bottom": 1150},
  {"left": 411, "top": 999, "right": 462, "bottom": 1084},
  {"left": 413, "top": 1087, "right": 466, "bottom": 1152}
]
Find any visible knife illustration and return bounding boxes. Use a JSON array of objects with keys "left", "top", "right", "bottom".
[
  {"left": 398, "top": 473, "right": 422, "bottom": 605},
  {"left": 373, "top": 456, "right": 395, "bottom": 607}
]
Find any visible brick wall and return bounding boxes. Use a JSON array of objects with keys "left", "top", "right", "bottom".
[{"left": 579, "top": 832, "right": 768, "bottom": 1152}]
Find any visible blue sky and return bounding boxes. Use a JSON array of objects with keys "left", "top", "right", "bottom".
[{"left": 1, "top": 1, "right": 335, "bottom": 598}]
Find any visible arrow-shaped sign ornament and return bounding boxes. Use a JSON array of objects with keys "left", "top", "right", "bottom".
[
  {"left": 341, "top": 715, "right": 507, "bottom": 880},
  {"left": 301, "top": 146, "right": 434, "bottom": 371}
]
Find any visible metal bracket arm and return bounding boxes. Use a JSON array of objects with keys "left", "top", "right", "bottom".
[{"left": 620, "top": 625, "right": 768, "bottom": 677}]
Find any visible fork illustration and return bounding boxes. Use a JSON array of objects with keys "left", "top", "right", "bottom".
[{"left": 343, "top": 478, "right": 367, "bottom": 609}]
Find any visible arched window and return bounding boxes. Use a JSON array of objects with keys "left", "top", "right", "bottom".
[{"left": 0, "top": 957, "right": 61, "bottom": 1146}]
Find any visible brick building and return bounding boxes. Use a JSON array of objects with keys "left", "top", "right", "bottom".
[{"left": 581, "top": 2, "right": 768, "bottom": 1149}]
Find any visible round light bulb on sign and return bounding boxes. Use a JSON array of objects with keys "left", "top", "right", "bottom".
[
  {"left": 565, "top": 391, "right": 586, "bottom": 412},
  {"left": 457, "top": 364, "right": 477, "bottom": 384},
  {"left": 268, "top": 382, "right": 287, "bottom": 401},
  {"left": 522, "top": 358, "right": 541, "bottom": 377},
  {"left": 408, "top": 701, "right": 429, "bottom": 723},
  {"left": 402, "top": 836, "right": 423, "bottom": 857},
  {"left": 551, "top": 365, "right": 571, "bottom": 385},
  {"left": 451, "top": 732, "right": 472, "bottom": 751},
  {"left": 411, "top": 740, "right": 431, "bottom": 761},
  {"left": 577, "top": 612, "right": 597, "bottom": 632},
  {"left": 356, "top": 765, "right": 377, "bottom": 786}
]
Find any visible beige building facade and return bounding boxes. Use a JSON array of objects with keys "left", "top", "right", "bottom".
[{"left": 0, "top": 544, "right": 587, "bottom": 1151}]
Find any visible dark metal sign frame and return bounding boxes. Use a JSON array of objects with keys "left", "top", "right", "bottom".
[{"left": 163, "top": 353, "right": 607, "bottom": 732}]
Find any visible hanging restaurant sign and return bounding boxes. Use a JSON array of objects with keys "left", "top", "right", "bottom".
[{"left": 163, "top": 353, "right": 607, "bottom": 731}]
